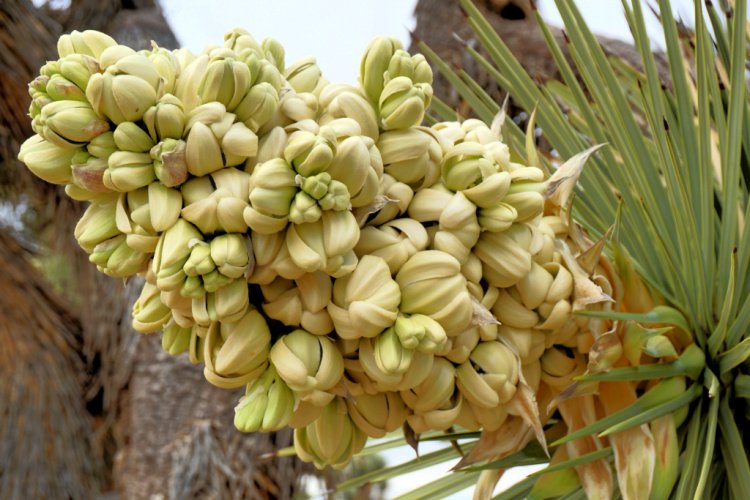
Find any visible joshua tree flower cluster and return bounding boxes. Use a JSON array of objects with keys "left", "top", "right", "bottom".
[{"left": 19, "top": 28, "right": 616, "bottom": 469}]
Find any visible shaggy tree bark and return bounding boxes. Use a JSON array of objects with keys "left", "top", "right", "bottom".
[
  {"left": 411, "top": 0, "right": 668, "bottom": 116},
  {"left": 0, "top": 228, "right": 100, "bottom": 498},
  {"left": 0, "top": 1, "right": 308, "bottom": 498},
  {"left": 116, "top": 334, "right": 301, "bottom": 499}
]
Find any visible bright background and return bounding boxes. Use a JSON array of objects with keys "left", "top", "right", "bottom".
[{"left": 160, "top": 0, "right": 700, "bottom": 84}]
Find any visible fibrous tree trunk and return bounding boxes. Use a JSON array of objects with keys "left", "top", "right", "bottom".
[
  {"left": 0, "top": 227, "right": 100, "bottom": 498},
  {"left": 411, "top": 0, "right": 669, "bottom": 117},
  {"left": 117, "top": 334, "right": 301, "bottom": 499}
]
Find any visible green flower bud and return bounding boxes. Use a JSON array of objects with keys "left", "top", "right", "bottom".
[
  {"left": 378, "top": 127, "right": 444, "bottom": 190},
  {"left": 294, "top": 398, "right": 367, "bottom": 470},
  {"left": 183, "top": 241, "right": 215, "bottom": 277},
  {"left": 28, "top": 80, "right": 53, "bottom": 119},
  {"left": 270, "top": 329, "right": 344, "bottom": 404},
  {"left": 301, "top": 172, "right": 331, "bottom": 200},
  {"left": 234, "top": 82, "right": 279, "bottom": 132},
  {"left": 285, "top": 211, "right": 360, "bottom": 277},
  {"left": 289, "top": 191, "right": 323, "bottom": 224},
  {"left": 17, "top": 134, "right": 79, "bottom": 185},
  {"left": 185, "top": 121, "right": 224, "bottom": 176},
  {"left": 74, "top": 196, "right": 120, "bottom": 252},
  {"left": 354, "top": 218, "right": 428, "bottom": 274},
  {"left": 279, "top": 89, "right": 319, "bottom": 123},
  {"left": 58, "top": 54, "right": 101, "bottom": 90},
  {"left": 222, "top": 122, "right": 258, "bottom": 166},
  {"left": 359, "top": 36, "right": 403, "bottom": 104},
  {"left": 284, "top": 127, "right": 337, "bottom": 176},
  {"left": 210, "top": 234, "right": 251, "bottom": 279},
  {"left": 373, "top": 327, "right": 413, "bottom": 374},
  {"left": 318, "top": 179, "right": 350, "bottom": 211},
  {"left": 145, "top": 45, "right": 180, "bottom": 94},
  {"left": 202, "top": 308, "right": 268, "bottom": 388},
  {"left": 181, "top": 185, "right": 249, "bottom": 235},
  {"left": 379, "top": 77, "right": 432, "bottom": 130},
  {"left": 65, "top": 183, "right": 109, "bottom": 202},
  {"left": 86, "top": 69, "right": 158, "bottom": 124},
  {"left": 285, "top": 57, "right": 327, "bottom": 95},
  {"left": 198, "top": 50, "right": 252, "bottom": 111},
  {"left": 37, "top": 100, "right": 109, "bottom": 147},
  {"left": 174, "top": 53, "right": 208, "bottom": 113},
  {"left": 326, "top": 134, "right": 382, "bottom": 208},
  {"left": 396, "top": 250, "right": 473, "bottom": 335},
  {"left": 234, "top": 366, "right": 295, "bottom": 433},
  {"left": 224, "top": 28, "right": 262, "bottom": 53},
  {"left": 103, "top": 151, "right": 155, "bottom": 192},
  {"left": 101, "top": 49, "right": 162, "bottom": 85},
  {"left": 90, "top": 234, "right": 148, "bottom": 277},
  {"left": 87, "top": 131, "right": 117, "bottom": 158},
  {"left": 394, "top": 314, "right": 448, "bottom": 353},
  {"left": 319, "top": 84, "right": 379, "bottom": 141},
  {"left": 385, "top": 50, "right": 415, "bottom": 81},
  {"left": 401, "top": 357, "right": 455, "bottom": 413},
  {"left": 150, "top": 138, "right": 188, "bottom": 187},
  {"left": 57, "top": 30, "right": 117, "bottom": 59},
  {"left": 245, "top": 158, "right": 298, "bottom": 233},
  {"left": 441, "top": 142, "right": 512, "bottom": 209},
  {"left": 474, "top": 223, "right": 534, "bottom": 288},
  {"left": 503, "top": 191, "right": 544, "bottom": 222},
  {"left": 456, "top": 341, "right": 518, "bottom": 409},
  {"left": 88, "top": 233, "right": 122, "bottom": 266},
  {"left": 327, "top": 254, "right": 400, "bottom": 339},
  {"left": 262, "top": 37, "right": 285, "bottom": 72},
  {"left": 192, "top": 277, "right": 249, "bottom": 325},
  {"left": 411, "top": 53, "right": 433, "bottom": 84},
  {"left": 385, "top": 50, "right": 432, "bottom": 85},
  {"left": 132, "top": 282, "right": 172, "bottom": 333},
  {"left": 181, "top": 275, "right": 205, "bottom": 299},
  {"left": 346, "top": 391, "right": 407, "bottom": 438},
  {"left": 152, "top": 219, "right": 203, "bottom": 291},
  {"left": 143, "top": 94, "right": 186, "bottom": 141},
  {"left": 161, "top": 321, "right": 193, "bottom": 356},
  {"left": 358, "top": 335, "right": 434, "bottom": 392},
  {"left": 71, "top": 153, "right": 110, "bottom": 193},
  {"left": 478, "top": 203, "right": 517, "bottom": 233},
  {"left": 201, "top": 270, "right": 234, "bottom": 293},
  {"left": 45, "top": 74, "right": 87, "bottom": 102},
  {"left": 159, "top": 287, "right": 195, "bottom": 328},
  {"left": 113, "top": 122, "right": 155, "bottom": 153}
]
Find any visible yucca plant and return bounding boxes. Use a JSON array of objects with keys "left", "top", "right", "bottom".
[
  {"left": 340, "top": 0, "right": 750, "bottom": 498},
  {"left": 13, "top": 0, "right": 749, "bottom": 498}
]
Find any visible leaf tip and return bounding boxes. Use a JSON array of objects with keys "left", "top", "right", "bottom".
[
  {"left": 452, "top": 32, "right": 468, "bottom": 47},
  {"left": 408, "top": 29, "right": 421, "bottom": 45}
]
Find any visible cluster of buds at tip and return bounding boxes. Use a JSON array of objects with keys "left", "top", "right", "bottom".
[{"left": 18, "top": 28, "right": 633, "bottom": 473}]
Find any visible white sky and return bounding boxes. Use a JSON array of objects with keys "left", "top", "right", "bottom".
[
  {"left": 160, "top": 0, "right": 419, "bottom": 84},
  {"left": 159, "top": 0, "right": 704, "bottom": 84}
]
